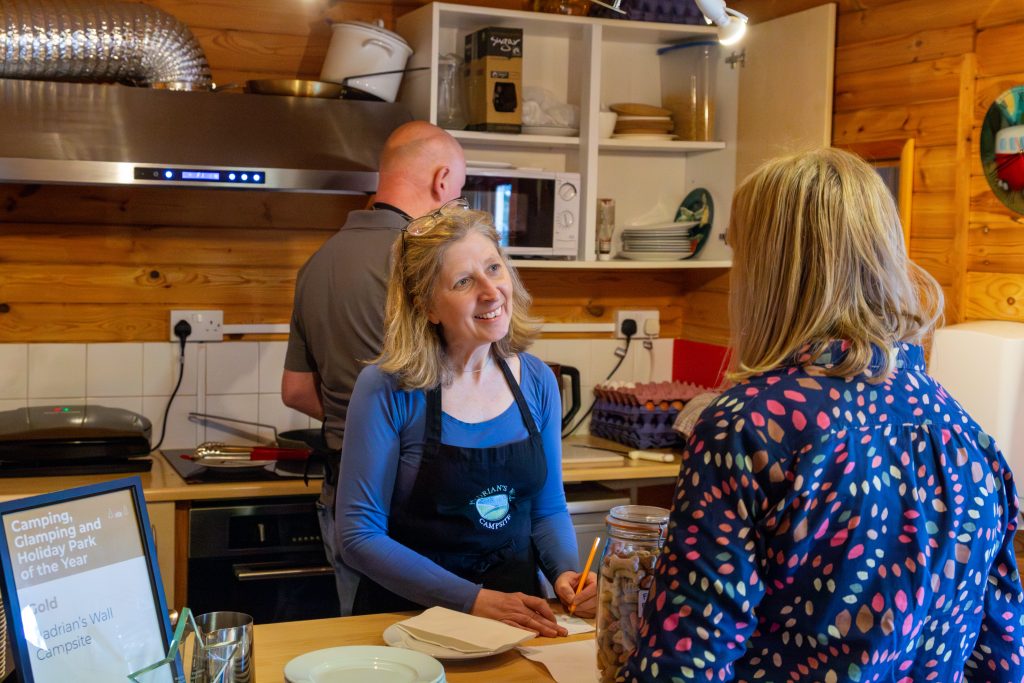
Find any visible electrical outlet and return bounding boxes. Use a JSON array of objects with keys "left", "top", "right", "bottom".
[
  {"left": 169, "top": 310, "right": 224, "bottom": 342},
  {"left": 615, "top": 309, "right": 660, "bottom": 339}
]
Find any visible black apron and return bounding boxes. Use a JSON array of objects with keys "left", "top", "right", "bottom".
[{"left": 352, "top": 356, "right": 548, "bottom": 614}]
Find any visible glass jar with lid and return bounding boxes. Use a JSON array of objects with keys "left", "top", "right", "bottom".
[{"left": 595, "top": 504, "right": 670, "bottom": 683}]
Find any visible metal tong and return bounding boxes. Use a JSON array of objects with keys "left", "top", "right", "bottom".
[
  {"left": 189, "top": 443, "right": 310, "bottom": 461},
  {"left": 187, "top": 412, "right": 311, "bottom": 460}
]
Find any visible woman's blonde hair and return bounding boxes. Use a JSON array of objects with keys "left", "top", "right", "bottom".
[
  {"left": 727, "top": 147, "right": 943, "bottom": 382},
  {"left": 376, "top": 208, "right": 540, "bottom": 390}
]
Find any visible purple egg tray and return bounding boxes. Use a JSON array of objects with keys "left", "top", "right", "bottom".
[
  {"left": 589, "top": 0, "right": 706, "bottom": 24},
  {"left": 589, "top": 399, "right": 684, "bottom": 450}
]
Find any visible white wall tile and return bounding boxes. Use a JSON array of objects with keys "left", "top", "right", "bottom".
[
  {"left": 577, "top": 383, "right": 596, "bottom": 435},
  {"left": 143, "top": 343, "right": 198, "bottom": 396},
  {"left": 590, "top": 339, "right": 629, "bottom": 384},
  {"left": 206, "top": 343, "right": 259, "bottom": 395},
  {"left": 527, "top": 339, "right": 552, "bottom": 363},
  {"left": 0, "top": 344, "right": 28, "bottom": 400},
  {"left": 652, "top": 339, "right": 674, "bottom": 381},
  {"left": 88, "top": 396, "right": 143, "bottom": 413},
  {"left": 87, "top": 343, "right": 143, "bottom": 397},
  {"left": 258, "top": 341, "right": 288, "bottom": 393},
  {"left": 28, "top": 344, "right": 86, "bottom": 398},
  {"left": 258, "top": 394, "right": 312, "bottom": 442},
  {"left": 539, "top": 339, "right": 582, "bottom": 369},
  {"left": 143, "top": 394, "right": 198, "bottom": 450},
  {"left": 0, "top": 399, "right": 26, "bottom": 412},
  {"left": 203, "top": 394, "right": 261, "bottom": 444}
]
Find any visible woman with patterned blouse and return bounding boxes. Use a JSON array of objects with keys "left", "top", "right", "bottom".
[{"left": 619, "top": 148, "right": 1024, "bottom": 682}]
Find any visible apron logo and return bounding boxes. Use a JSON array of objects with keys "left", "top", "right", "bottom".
[
  {"left": 475, "top": 494, "right": 509, "bottom": 521},
  {"left": 471, "top": 485, "right": 516, "bottom": 530}
]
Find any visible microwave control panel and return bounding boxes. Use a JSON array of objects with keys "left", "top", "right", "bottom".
[{"left": 553, "top": 173, "right": 580, "bottom": 254}]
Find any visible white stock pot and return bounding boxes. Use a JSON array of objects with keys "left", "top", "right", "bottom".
[{"left": 320, "top": 20, "right": 413, "bottom": 102}]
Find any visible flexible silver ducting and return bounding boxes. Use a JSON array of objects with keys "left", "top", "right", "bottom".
[{"left": 0, "top": 0, "right": 211, "bottom": 88}]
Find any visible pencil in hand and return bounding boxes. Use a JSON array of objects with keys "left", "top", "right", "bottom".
[{"left": 568, "top": 535, "right": 601, "bottom": 616}]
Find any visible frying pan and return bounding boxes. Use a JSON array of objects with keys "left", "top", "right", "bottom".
[
  {"left": 187, "top": 412, "right": 314, "bottom": 449},
  {"left": 243, "top": 68, "right": 428, "bottom": 100},
  {"left": 243, "top": 79, "right": 369, "bottom": 99}
]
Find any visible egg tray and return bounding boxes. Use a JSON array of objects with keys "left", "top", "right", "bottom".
[
  {"left": 589, "top": 399, "right": 684, "bottom": 450},
  {"left": 589, "top": 0, "right": 705, "bottom": 24}
]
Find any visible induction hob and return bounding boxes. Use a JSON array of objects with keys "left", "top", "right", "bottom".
[{"left": 160, "top": 448, "right": 324, "bottom": 484}]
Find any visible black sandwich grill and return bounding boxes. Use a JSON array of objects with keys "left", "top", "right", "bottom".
[{"left": 0, "top": 405, "right": 153, "bottom": 477}]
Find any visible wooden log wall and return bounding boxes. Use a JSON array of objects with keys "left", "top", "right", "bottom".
[
  {"left": 736, "top": 0, "right": 1024, "bottom": 326},
  {"left": 0, "top": 0, "right": 729, "bottom": 344},
  {"left": 10, "top": 0, "right": 1024, "bottom": 345}
]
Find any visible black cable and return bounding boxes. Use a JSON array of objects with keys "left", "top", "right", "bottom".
[
  {"left": 562, "top": 325, "right": 635, "bottom": 438},
  {"left": 150, "top": 320, "right": 191, "bottom": 453}
]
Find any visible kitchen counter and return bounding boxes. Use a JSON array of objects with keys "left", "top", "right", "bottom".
[
  {"left": 0, "top": 436, "right": 680, "bottom": 609},
  {"left": 0, "top": 453, "right": 321, "bottom": 504},
  {"left": 0, "top": 435, "right": 681, "bottom": 504},
  {"left": 252, "top": 611, "right": 590, "bottom": 682}
]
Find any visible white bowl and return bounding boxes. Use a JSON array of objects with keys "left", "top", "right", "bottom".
[{"left": 598, "top": 112, "right": 618, "bottom": 139}]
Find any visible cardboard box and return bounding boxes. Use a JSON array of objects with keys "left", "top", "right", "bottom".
[{"left": 464, "top": 27, "right": 522, "bottom": 133}]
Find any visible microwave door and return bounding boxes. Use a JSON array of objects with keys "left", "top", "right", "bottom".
[
  {"left": 465, "top": 181, "right": 510, "bottom": 246},
  {"left": 464, "top": 174, "right": 559, "bottom": 257}
]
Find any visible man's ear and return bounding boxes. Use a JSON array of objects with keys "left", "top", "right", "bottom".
[{"left": 432, "top": 165, "right": 451, "bottom": 202}]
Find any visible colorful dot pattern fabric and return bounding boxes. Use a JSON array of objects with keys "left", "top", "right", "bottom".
[{"left": 619, "top": 342, "right": 1024, "bottom": 682}]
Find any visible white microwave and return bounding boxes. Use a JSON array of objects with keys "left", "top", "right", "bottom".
[{"left": 464, "top": 168, "right": 580, "bottom": 259}]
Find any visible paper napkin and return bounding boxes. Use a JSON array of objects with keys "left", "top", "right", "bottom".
[
  {"left": 556, "top": 613, "right": 595, "bottom": 635},
  {"left": 518, "top": 640, "right": 598, "bottom": 683},
  {"left": 395, "top": 606, "right": 535, "bottom": 654}
]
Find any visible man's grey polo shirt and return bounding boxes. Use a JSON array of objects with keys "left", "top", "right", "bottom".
[{"left": 284, "top": 208, "right": 408, "bottom": 451}]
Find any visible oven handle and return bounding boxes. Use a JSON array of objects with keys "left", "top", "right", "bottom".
[{"left": 233, "top": 564, "right": 335, "bottom": 581}]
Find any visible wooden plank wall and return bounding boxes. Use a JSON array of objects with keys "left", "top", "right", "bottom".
[
  {"left": 12, "top": 0, "right": 1024, "bottom": 345},
  {"left": 0, "top": 0, "right": 728, "bottom": 344},
  {"left": 736, "top": 0, "right": 1024, "bottom": 327}
]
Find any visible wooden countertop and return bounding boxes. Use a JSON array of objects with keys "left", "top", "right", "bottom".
[
  {"left": 0, "top": 454, "right": 323, "bottom": 504},
  {"left": 0, "top": 436, "right": 680, "bottom": 504},
  {"left": 253, "top": 611, "right": 592, "bottom": 682}
]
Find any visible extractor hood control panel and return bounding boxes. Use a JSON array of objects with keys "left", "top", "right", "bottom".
[{"left": 133, "top": 166, "right": 267, "bottom": 185}]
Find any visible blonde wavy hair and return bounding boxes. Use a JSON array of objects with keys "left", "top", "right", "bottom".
[
  {"left": 376, "top": 209, "right": 540, "bottom": 390},
  {"left": 727, "top": 147, "right": 943, "bottom": 383}
]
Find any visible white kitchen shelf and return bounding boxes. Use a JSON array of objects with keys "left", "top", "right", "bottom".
[
  {"left": 599, "top": 140, "right": 726, "bottom": 153},
  {"left": 451, "top": 129, "right": 580, "bottom": 148},
  {"left": 396, "top": 2, "right": 738, "bottom": 269},
  {"left": 512, "top": 258, "right": 731, "bottom": 270}
]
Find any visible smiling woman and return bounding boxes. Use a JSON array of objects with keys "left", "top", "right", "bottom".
[{"left": 333, "top": 207, "right": 598, "bottom": 634}]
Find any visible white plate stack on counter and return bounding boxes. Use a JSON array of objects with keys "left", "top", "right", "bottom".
[
  {"left": 619, "top": 220, "right": 700, "bottom": 261},
  {"left": 609, "top": 102, "right": 676, "bottom": 140}
]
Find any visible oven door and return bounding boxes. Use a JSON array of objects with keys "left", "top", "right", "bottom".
[
  {"left": 464, "top": 173, "right": 557, "bottom": 256},
  {"left": 187, "top": 498, "right": 340, "bottom": 623}
]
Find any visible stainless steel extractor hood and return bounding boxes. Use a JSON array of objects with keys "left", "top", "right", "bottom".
[{"left": 0, "top": 78, "right": 413, "bottom": 194}]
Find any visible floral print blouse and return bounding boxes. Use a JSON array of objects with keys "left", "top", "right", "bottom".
[{"left": 619, "top": 342, "right": 1024, "bottom": 682}]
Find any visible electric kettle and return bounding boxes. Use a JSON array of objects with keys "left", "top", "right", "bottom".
[{"left": 545, "top": 363, "right": 581, "bottom": 431}]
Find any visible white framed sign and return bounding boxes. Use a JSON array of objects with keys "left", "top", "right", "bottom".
[{"left": 0, "top": 477, "right": 177, "bottom": 682}]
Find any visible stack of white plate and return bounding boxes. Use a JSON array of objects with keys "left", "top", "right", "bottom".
[
  {"left": 619, "top": 221, "right": 698, "bottom": 261},
  {"left": 284, "top": 645, "right": 446, "bottom": 682}
]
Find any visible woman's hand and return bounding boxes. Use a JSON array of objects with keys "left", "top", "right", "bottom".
[
  {"left": 554, "top": 570, "right": 597, "bottom": 618},
  {"left": 470, "top": 588, "right": 568, "bottom": 637}
]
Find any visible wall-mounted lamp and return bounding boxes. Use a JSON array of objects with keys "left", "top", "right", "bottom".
[{"left": 694, "top": 0, "right": 748, "bottom": 45}]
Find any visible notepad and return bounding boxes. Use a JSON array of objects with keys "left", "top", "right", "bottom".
[{"left": 395, "top": 606, "right": 535, "bottom": 654}]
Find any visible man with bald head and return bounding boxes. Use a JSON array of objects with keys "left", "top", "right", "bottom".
[{"left": 283, "top": 121, "right": 465, "bottom": 614}]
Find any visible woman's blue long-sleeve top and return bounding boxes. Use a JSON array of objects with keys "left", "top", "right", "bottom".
[{"left": 335, "top": 352, "right": 579, "bottom": 612}]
